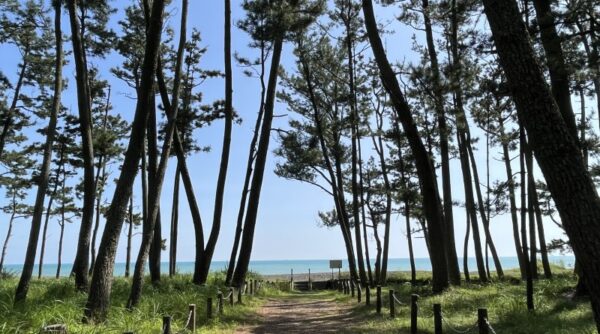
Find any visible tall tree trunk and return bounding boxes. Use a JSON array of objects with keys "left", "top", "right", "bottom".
[
  {"left": 0, "top": 199, "right": 17, "bottom": 275},
  {"left": 195, "top": 0, "right": 234, "bottom": 284},
  {"left": 457, "top": 132, "right": 487, "bottom": 280},
  {"left": 147, "top": 94, "right": 162, "bottom": 283},
  {"left": 466, "top": 136, "right": 504, "bottom": 278},
  {"left": 231, "top": 37, "right": 287, "bottom": 287},
  {"left": 405, "top": 204, "right": 416, "bottom": 285},
  {"left": 56, "top": 179, "right": 66, "bottom": 280},
  {"left": 532, "top": 178, "right": 552, "bottom": 278},
  {"left": 463, "top": 212, "right": 471, "bottom": 282},
  {"left": 84, "top": 0, "right": 165, "bottom": 321},
  {"left": 14, "top": 1, "right": 62, "bottom": 301},
  {"left": 125, "top": 196, "right": 133, "bottom": 278},
  {"left": 225, "top": 37, "right": 267, "bottom": 285},
  {"left": 169, "top": 164, "right": 180, "bottom": 277},
  {"left": 358, "top": 138, "right": 374, "bottom": 286},
  {"left": 128, "top": 0, "right": 187, "bottom": 308},
  {"left": 518, "top": 125, "right": 534, "bottom": 309},
  {"left": 362, "top": 0, "right": 448, "bottom": 292},
  {"left": 68, "top": 0, "right": 97, "bottom": 292},
  {"left": 499, "top": 116, "right": 526, "bottom": 279},
  {"left": 524, "top": 137, "right": 539, "bottom": 279},
  {"left": 38, "top": 170, "right": 60, "bottom": 279},
  {"left": 422, "top": 0, "right": 461, "bottom": 285}
]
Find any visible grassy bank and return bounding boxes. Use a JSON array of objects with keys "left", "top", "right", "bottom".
[
  {"left": 332, "top": 268, "right": 596, "bottom": 333},
  {"left": 0, "top": 273, "right": 265, "bottom": 333}
]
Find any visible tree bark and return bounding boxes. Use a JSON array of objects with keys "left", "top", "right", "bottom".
[
  {"left": 169, "top": 164, "right": 180, "bottom": 277},
  {"left": 125, "top": 196, "right": 133, "bottom": 278},
  {"left": 422, "top": 0, "right": 461, "bottom": 285},
  {"left": 147, "top": 94, "right": 162, "bottom": 283},
  {"left": 195, "top": 0, "right": 234, "bottom": 284},
  {"left": 14, "top": 1, "right": 62, "bottom": 302},
  {"left": 231, "top": 37, "right": 286, "bottom": 287},
  {"left": 0, "top": 197, "right": 17, "bottom": 275},
  {"left": 84, "top": 0, "right": 165, "bottom": 321},
  {"left": 362, "top": 0, "right": 448, "bottom": 292}
]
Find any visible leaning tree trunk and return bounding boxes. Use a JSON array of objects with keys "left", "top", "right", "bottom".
[
  {"left": 231, "top": 37, "right": 285, "bottom": 287},
  {"left": 125, "top": 196, "right": 133, "bottom": 278},
  {"left": 14, "top": 1, "right": 62, "bottom": 302},
  {"left": 519, "top": 126, "right": 535, "bottom": 310},
  {"left": 195, "top": 0, "right": 234, "bottom": 284},
  {"left": 362, "top": 0, "right": 448, "bottom": 292},
  {"left": 422, "top": 0, "right": 461, "bottom": 285},
  {"left": 147, "top": 94, "right": 162, "bottom": 283},
  {"left": 169, "top": 164, "right": 180, "bottom": 277},
  {"left": 463, "top": 212, "right": 471, "bottom": 282},
  {"left": 358, "top": 137, "right": 374, "bottom": 286},
  {"left": 68, "top": 0, "right": 97, "bottom": 292},
  {"left": 499, "top": 117, "right": 526, "bottom": 279},
  {"left": 0, "top": 199, "right": 17, "bottom": 275},
  {"left": 84, "top": 0, "right": 166, "bottom": 321},
  {"left": 524, "top": 138, "right": 539, "bottom": 279},
  {"left": 38, "top": 169, "right": 60, "bottom": 279},
  {"left": 127, "top": 0, "right": 187, "bottom": 308}
]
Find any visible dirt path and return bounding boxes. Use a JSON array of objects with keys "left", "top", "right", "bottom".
[{"left": 235, "top": 292, "right": 356, "bottom": 333}]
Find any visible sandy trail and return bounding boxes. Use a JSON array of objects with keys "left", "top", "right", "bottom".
[{"left": 235, "top": 293, "right": 355, "bottom": 333}]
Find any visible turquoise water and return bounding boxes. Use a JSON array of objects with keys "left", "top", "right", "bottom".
[{"left": 4, "top": 255, "right": 574, "bottom": 277}]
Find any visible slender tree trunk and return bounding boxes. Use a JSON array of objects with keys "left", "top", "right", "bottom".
[
  {"left": 128, "top": 0, "right": 187, "bottom": 308},
  {"left": 524, "top": 138, "right": 539, "bottom": 279},
  {"left": 499, "top": 117, "right": 526, "bottom": 279},
  {"left": 0, "top": 202, "right": 16, "bottom": 276},
  {"left": 14, "top": 2, "right": 62, "bottom": 301},
  {"left": 463, "top": 212, "right": 471, "bottom": 282},
  {"left": 195, "top": 0, "right": 234, "bottom": 283},
  {"left": 466, "top": 136, "right": 504, "bottom": 278},
  {"left": 422, "top": 0, "right": 461, "bottom": 285},
  {"left": 56, "top": 193, "right": 65, "bottom": 280},
  {"left": 357, "top": 138, "right": 373, "bottom": 286},
  {"left": 84, "top": 0, "right": 165, "bottom": 321},
  {"left": 125, "top": 197, "right": 133, "bottom": 278},
  {"left": 68, "top": 0, "right": 97, "bottom": 292},
  {"left": 231, "top": 37, "right": 287, "bottom": 287},
  {"left": 405, "top": 205, "right": 416, "bottom": 285},
  {"left": 362, "top": 0, "right": 448, "bottom": 292},
  {"left": 38, "top": 167, "right": 60, "bottom": 279},
  {"left": 169, "top": 164, "right": 180, "bottom": 277},
  {"left": 457, "top": 132, "right": 487, "bottom": 280},
  {"left": 532, "top": 179, "right": 552, "bottom": 279},
  {"left": 147, "top": 94, "right": 162, "bottom": 283},
  {"left": 519, "top": 126, "right": 534, "bottom": 310}
]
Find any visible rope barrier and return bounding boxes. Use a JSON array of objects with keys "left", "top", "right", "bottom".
[
  {"left": 441, "top": 313, "right": 478, "bottom": 334},
  {"left": 223, "top": 289, "right": 234, "bottom": 299},
  {"left": 183, "top": 309, "right": 193, "bottom": 328},
  {"left": 392, "top": 293, "right": 406, "bottom": 306},
  {"left": 485, "top": 319, "right": 498, "bottom": 334}
]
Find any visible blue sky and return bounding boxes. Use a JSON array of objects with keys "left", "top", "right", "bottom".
[{"left": 0, "top": 0, "right": 569, "bottom": 269}]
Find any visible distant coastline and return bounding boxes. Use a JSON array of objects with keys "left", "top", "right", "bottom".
[{"left": 3, "top": 255, "right": 575, "bottom": 277}]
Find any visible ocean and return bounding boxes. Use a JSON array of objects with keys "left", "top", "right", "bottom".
[{"left": 3, "top": 255, "right": 575, "bottom": 277}]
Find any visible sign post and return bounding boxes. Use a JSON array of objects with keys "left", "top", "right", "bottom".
[{"left": 329, "top": 260, "right": 342, "bottom": 280}]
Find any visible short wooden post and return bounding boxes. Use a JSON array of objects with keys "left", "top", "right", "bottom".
[
  {"left": 249, "top": 279, "right": 254, "bottom": 295},
  {"left": 254, "top": 279, "right": 258, "bottom": 293},
  {"left": 433, "top": 304, "right": 442, "bottom": 334},
  {"left": 376, "top": 285, "right": 382, "bottom": 314},
  {"left": 207, "top": 298, "right": 213, "bottom": 320},
  {"left": 229, "top": 288, "right": 235, "bottom": 306},
  {"left": 218, "top": 292, "right": 224, "bottom": 315},
  {"left": 308, "top": 269, "right": 312, "bottom": 291},
  {"left": 338, "top": 280, "right": 342, "bottom": 292},
  {"left": 162, "top": 316, "right": 172, "bottom": 334},
  {"left": 187, "top": 304, "right": 196, "bottom": 332},
  {"left": 478, "top": 308, "right": 489, "bottom": 334},
  {"left": 357, "top": 283, "right": 362, "bottom": 303},
  {"left": 351, "top": 280, "right": 355, "bottom": 297},
  {"left": 365, "top": 285, "right": 371, "bottom": 306},
  {"left": 244, "top": 280, "right": 249, "bottom": 294},
  {"left": 389, "top": 289, "right": 395, "bottom": 318},
  {"left": 410, "top": 294, "right": 419, "bottom": 334},
  {"left": 237, "top": 287, "right": 243, "bottom": 304}
]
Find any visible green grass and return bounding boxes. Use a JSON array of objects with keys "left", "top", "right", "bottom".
[
  {"left": 0, "top": 272, "right": 267, "bottom": 333},
  {"left": 333, "top": 267, "right": 597, "bottom": 333}
]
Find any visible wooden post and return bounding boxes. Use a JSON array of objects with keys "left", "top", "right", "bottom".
[
  {"left": 249, "top": 279, "right": 254, "bottom": 295},
  {"left": 229, "top": 288, "right": 235, "bottom": 306},
  {"left": 365, "top": 285, "right": 371, "bottom": 306},
  {"left": 308, "top": 269, "right": 312, "bottom": 291},
  {"left": 478, "top": 308, "right": 489, "bottom": 334},
  {"left": 357, "top": 283, "right": 362, "bottom": 303},
  {"left": 218, "top": 292, "right": 224, "bottom": 315},
  {"left": 254, "top": 279, "right": 258, "bottom": 293},
  {"left": 389, "top": 289, "right": 395, "bottom": 318},
  {"left": 338, "top": 279, "right": 342, "bottom": 292},
  {"left": 410, "top": 294, "right": 419, "bottom": 334},
  {"left": 433, "top": 304, "right": 442, "bottom": 334},
  {"left": 350, "top": 280, "right": 355, "bottom": 297},
  {"left": 290, "top": 268, "right": 294, "bottom": 291},
  {"left": 376, "top": 285, "right": 382, "bottom": 314},
  {"left": 162, "top": 316, "right": 172, "bottom": 334},
  {"left": 187, "top": 304, "right": 196, "bottom": 332},
  {"left": 207, "top": 298, "right": 213, "bottom": 320},
  {"left": 237, "top": 287, "right": 243, "bottom": 304}
]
